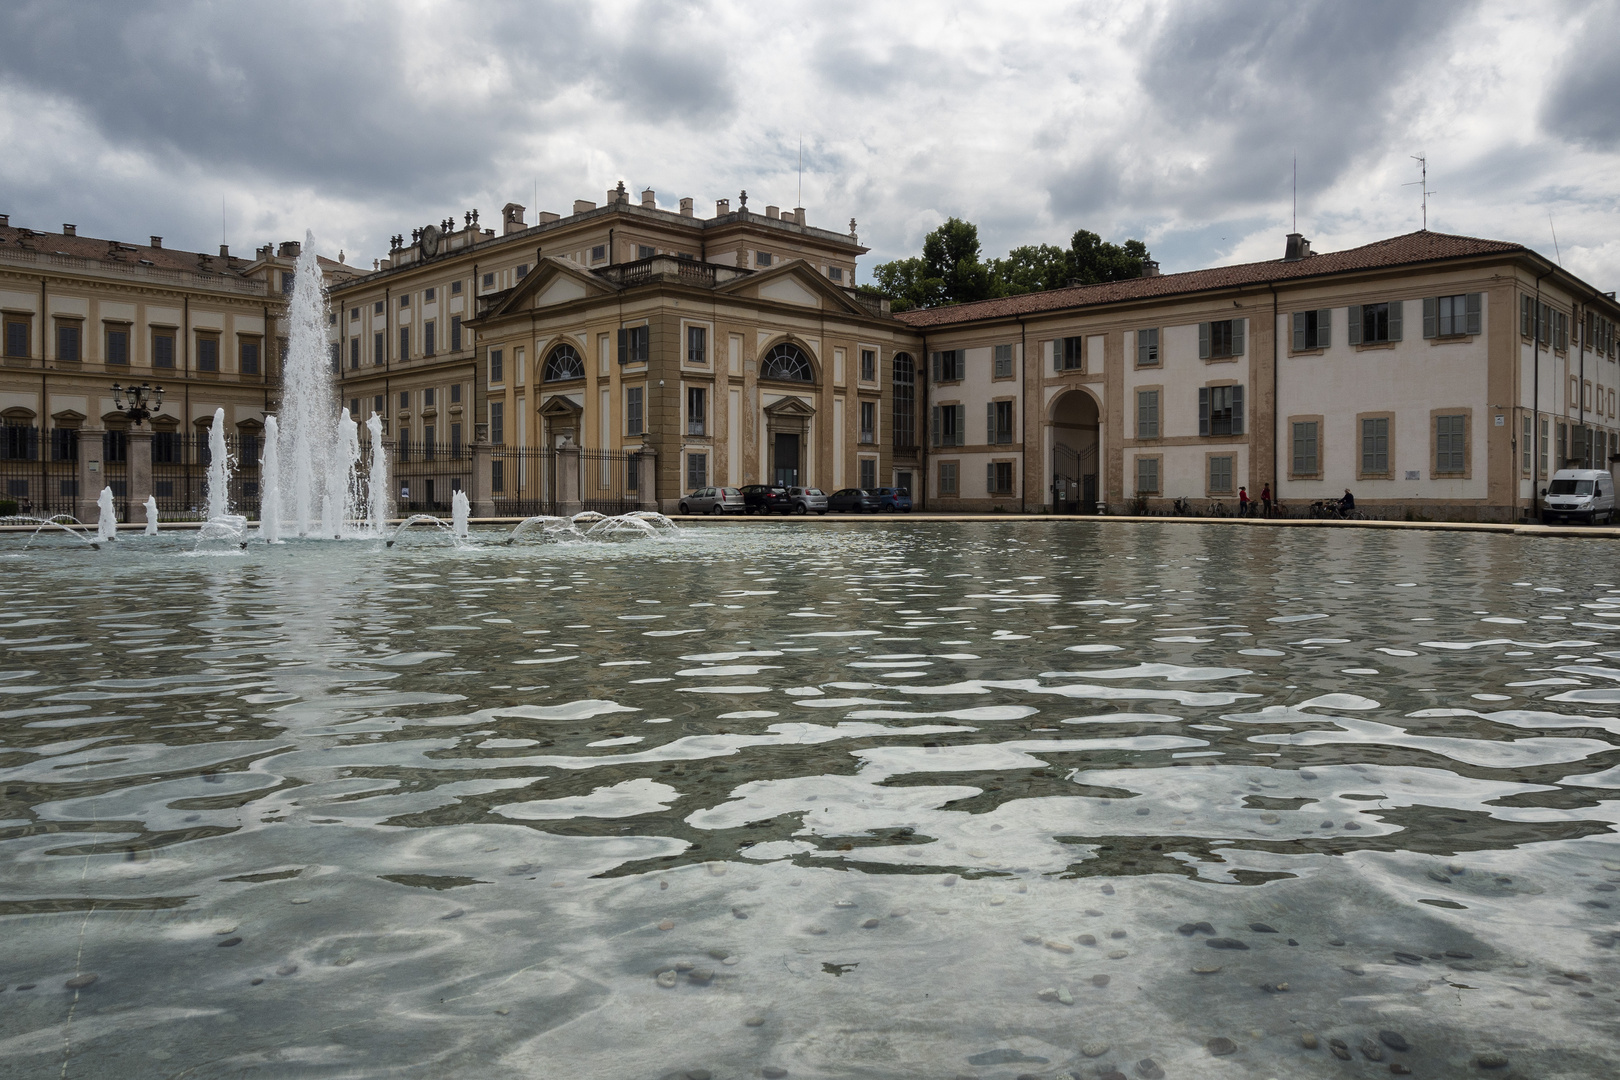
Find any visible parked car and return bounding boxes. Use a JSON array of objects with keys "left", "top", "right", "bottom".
[
  {"left": 785, "top": 486, "right": 829, "bottom": 514},
  {"left": 873, "top": 486, "right": 913, "bottom": 513},
  {"left": 678, "top": 486, "right": 744, "bottom": 515},
  {"left": 740, "top": 484, "right": 793, "bottom": 514},
  {"left": 1542, "top": 469, "right": 1616, "bottom": 524},
  {"left": 828, "top": 488, "right": 881, "bottom": 513}
]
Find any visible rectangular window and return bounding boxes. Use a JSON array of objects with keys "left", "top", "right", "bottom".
[
  {"left": 687, "top": 325, "right": 706, "bottom": 364},
  {"left": 451, "top": 383, "right": 461, "bottom": 404},
  {"left": 399, "top": 391, "right": 410, "bottom": 411},
  {"left": 399, "top": 326, "right": 409, "bottom": 360},
  {"left": 993, "top": 343, "right": 1013, "bottom": 378},
  {"left": 687, "top": 386, "right": 706, "bottom": 436},
  {"left": 196, "top": 335, "right": 218, "bottom": 371},
  {"left": 350, "top": 338, "right": 360, "bottom": 368},
  {"left": 1208, "top": 455, "right": 1234, "bottom": 493},
  {"left": 57, "top": 322, "right": 81, "bottom": 362},
  {"left": 636, "top": 246, "right": 655, "bottom": 260},
  {"left": 399, "top": 294, "right": 410, "bottom": 308},
  {"left": 374, "top": 300, "right": 384, "bottom": 315},
  {"left": 860, "top": 458, "right": 877, "bottom": 489},
  {"left": 516, "top": 264, "right": 529, "bottom": 279},
  {"left": 1198, "top": 384, "right": 1244, "bottom": 436},
  {"left": 931, "top": 403, "right": 966, "bottom": 446},
  {"left": 489, "top": 401, "right": 504, "bottom": 444},
  {"left": 451, "top": 280, "right": 462, "bottom": 295},
  {"left": 1137, "top": 389, "right": 1160, "bottom": 438},
  {"left": 756, "top": 251, "right": 773, "bottom": 267},
  {"left": 397, "top": 429, "right": 410, "bottom": 461},
  {"left": 1136, "top": 327, "right": 1159, "bottom": 366},
  {"left": 1348, "top": 301, "right": 1402, "bottom": 344},
  {"left": 1558, "top": 421, "right": 1568, "bottom": 467},
  {"left": 153, "top": 330, "right": 175, "bottom": 368},
  {"left": 51, "top": 427, "right": 77, "bottom": 462},
  {"left": 828, "top": 267, "right": 844, "bottom": 282},
  {"left": 988, "top": 460, "right": 1014, "bottom": 494},
  {"left": 1431, "top": 293, "right": 1483, "bottom": 338},
  {"left": 1435, "top": 414, "right": 1466, "bottom": 474},
  {"left": 424, "top": 287, "right": 435, "bottom": 302},
  {"left": 860, "top": 400, "right": 876, "bottom": 444},
  {"left": 686, "top": 452, "right": 707, "bottom": 491},
  {"left": 590, "top": 244, "right": 606, "bottom": 263},
  {"left": 450, "top": 315, "right": 463, "bottom": 352},
  {"left": 350, "top": 397, "right": 360, "bottom": 418},
  {"left": 489, "top": 348, "right": 503, "bottom": 384},
  {"left": 106, "top": 326, "right": 129, "bottom": 365},
  {"left": 1292, "top": 308, "right": 1332, "bottom": 350},
  {"left": 619, "top": 325, "right": 649, "bottom": 365},
  {"left": 424, "top": 424, "right": 435, "bottom": 459},
  {"left": 1199, "top": 318, "right": 1244, "bottom": 359},
  {"left": 1522, "top": 414, "right": 1533, "bottom": 474},
  {"left": 987, "top": 400, "right": 1014, "bottom": 444},
  {"left": 4, "top": 316, "right": 31, "bottom": 358},
  {"left": 1361, "top": 417, "right": 1390, "bottom": 474},
  {"left": 863, "top": 348, "right": 879, "bottom": 381},
  {"left": 932, "top": 349, "right": 963, "bottom": 382},
  {"left": 240, "top": 339, "right": 259, "bottom": 375},
  {"left": 491, "top": 459, "right": 504, "bottom": 492},
  {"left": 450, "top": 421, "right": 462, "bottom": 455},
  {"left": 424, "top": 387, "right": 435, "bottom": 407},
  {"left": 1292, "top": 421, "right": 1319, "bottom": 474},
  {"left": 626, "top": 386, "right": 644, "bottom": 436},
  {"left": 374, "top": 331, "right": 384, "bottom": 366},
  {"left": 1136, "top": 456, "right": 1160, "bottom": 494},
  {"left": 423, "top": 321, "right": 435, "bottom": 357},
  {"left": 482, "top": 273, "right": 494, "bottom": 288},
  {"left": 1058, "top": 336, "right": 1083, "bottom": 371},
  {"left": 939, "top": 461, "right": 958, "bottom": 495}
]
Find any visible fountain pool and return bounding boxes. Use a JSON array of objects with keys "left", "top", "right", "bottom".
[{"left": 1, "top": 521, "right": 1618, "bottom": 1078}]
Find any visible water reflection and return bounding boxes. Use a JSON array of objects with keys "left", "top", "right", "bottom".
[{"left": 2, "top": 523, "right": 1618, "bottom": 1078}]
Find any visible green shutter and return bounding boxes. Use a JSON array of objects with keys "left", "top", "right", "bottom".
[
  {"left": 1316, "top": 308, "right": 1331, "bottom": 348},
  {"left": 932, "top": 352, "right": 941, "bottom": 382},
  {"left": 987, "top": 402, "right": 995, "bottom": 443},
  {"left": 1198, "top": 387, "right": 1210, "bottom": 436},
  {"left": 1231, "top": 319, "right": 1245, "bottom": 355},
  {"left": 1292, "top": 312, "right": 1306, "bottom": 352},
  {"left": 1231, "top": 384, "right": 1244, "bottom": 435},
  {"left": 931, "top": 405, "right": 940, "bottom": 447},
  {"left": 1051, "top": 340, "right": 1061, "bottom": 372},
  {"left": 617, "top": 328, "right": 627, "bottom": 365},
  {"left": 1423, "top": 297, "right": 1438, "bottom": 339},
  {"left": 987, "top": 462, "right": 996, "bottom": 492},
  {"left": 1520, "top": 294, "right": 1531, "bottom": 337},
  {"left": 1388, "top": 299, "right": 1403, "bottom": 341},
  {"left": 954, "top": 405, "right": 965, "bottom": 446},
  {"left": 1198, "top": 322, "right": 1210, "bottom": 359},
  {"left": 1347, "top": 305, "right": 1363, "bottom": 346},
  {"left": 1137, "top": 330, "right": 1149, "bottom": 366}
]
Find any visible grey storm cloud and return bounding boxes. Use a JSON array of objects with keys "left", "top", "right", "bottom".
[{"left": 1540, "top": 3, "right": 1620, "bottom": 151}]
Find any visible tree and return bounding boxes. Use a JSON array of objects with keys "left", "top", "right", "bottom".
[
  {"left": 865, "top": 256, "right": 941, "bottom": 313},
  {"left": 988, "top": 244, "right": 1070, "bottom": 296},
  {"left": 1066, "top": 230, "right": 1150, "bottom": 286},
  {"left": 921, "top": 217, "right": 992, "bottom": 305}
]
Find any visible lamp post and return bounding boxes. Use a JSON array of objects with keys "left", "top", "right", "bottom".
[{"left": 111, "top": 382, "right": 164, "bottom": 426}]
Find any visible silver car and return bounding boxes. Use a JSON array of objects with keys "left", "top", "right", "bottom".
[
  {"left": 785, "top": 486, "right": 828, "bottom": 515},
  {"left": 678, "top": 486, "right": 744, "bottom": 515}
]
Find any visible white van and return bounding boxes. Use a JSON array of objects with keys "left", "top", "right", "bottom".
[{"left": 1542, "top": 469, "right": 1616, "bottom": 525}]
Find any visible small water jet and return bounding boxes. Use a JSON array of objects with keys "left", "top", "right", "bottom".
[
  {"left": 96, "top": 487, "right": 117, "bottom": 542},
  {"left": 259, "top": 415, "right": 281, "bottom": 543},
  {"left": 144, "top": 495, "right": 159, "bottom": 535},
  {"left": 452, "top": 489, "right": 470, "bottom": 538}
]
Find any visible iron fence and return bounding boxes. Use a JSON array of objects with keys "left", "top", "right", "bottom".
[
  {"left": 382, "top": 439, "right": 472, "bottom": 514},
  {"left": 0, "top": 426, "right": 79, "bottom": 518}
]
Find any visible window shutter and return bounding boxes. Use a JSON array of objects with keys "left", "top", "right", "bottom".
[
  {"left": 1520, "top": 294, "right": 1531, "bottom": 337},
  {"left": 1051, "top": 340, "right": 1061, "bottom": 372},
  {"left": 1198, "top": 387, "right": 1210, "bottom": 436},
  {"left": 987, "top": 402, "right": 995, "bottom": 444},
  {"left": 931, "top": 351, "right": 941, "bottom": 383},
  {"left": 931, "top": 405, "right": 940, "bottom": 447},
  {"left": 1292, "top": 312, "right": 1306, "bottom": 352},
  {"left": 1137, "top": 330, "right": 1148, "bottom": 366},
  {"left": 1232, "top": 384, "right": 1245, "bottom": 435},
  {"left": 1198, "top": 322, "right": 1210, "bottom": 359},
  {"left": 1423, "top": 297, "right": 1438, "bottom": 339},
  {"left": 1316, "top": 308, "right": 1331, "bottom": 348},
  {"left": 1231, "top": 319, "right": 1245, "bottom": 355},
  {"left": 987, "top": 463, "right": 996, "bottom": 492},
  {"left": 1347, "top": 305, "right": 1362, "bottom": 346},
  {"left": 1388, "top": 299, "right": 1403, "bottom": 341},
  {"left": 617, "top": 328, "right": 627, "bottom": 365},
  {"left": 1466, "top": 292, "right": 1482, "bottom": 337},
  {"left": 954, "top": 404, "right": 966, "bottom": 446}
]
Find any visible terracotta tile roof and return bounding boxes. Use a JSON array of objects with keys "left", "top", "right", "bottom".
[
  {"left": 892, "top": 230, "right": 1527, "bottom": 328},
  {"left": 0, "top": 223, "right": 262, "bottom": 275}
]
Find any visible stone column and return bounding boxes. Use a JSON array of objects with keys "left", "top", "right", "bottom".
[
  {"left": 77, "top": 426, "right": 106, "bottom": 523},
  {"left": 555, "top": 443, "right": 582, "bottom": 516},
  {"left": 126, "top": 428, "right": 153, "bottom": 519},
  {"left": 635, "top": 448, "right": 658, "bottom": 511},
  {"left": 469, "top": 439, "right": 495, "bottom": 518}
]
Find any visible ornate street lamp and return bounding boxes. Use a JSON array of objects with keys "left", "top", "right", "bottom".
[{"left": 111, "top": 382, "right": 164, "bottom": 426}]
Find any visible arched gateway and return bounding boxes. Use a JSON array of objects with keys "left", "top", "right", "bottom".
[{"left": 1050, "top": 389, "right": 1100, "bottom": 513}]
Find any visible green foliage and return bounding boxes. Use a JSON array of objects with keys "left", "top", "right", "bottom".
[
  {"left": 867, "top": 220, "right": 1151, "bottom": 311},
  {"left": 0, "top": 499, "right": 16, "bottom": 517}
]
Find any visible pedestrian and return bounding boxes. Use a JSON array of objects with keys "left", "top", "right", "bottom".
[
  {"left": 1238, "top": 486, "right": 1251, "bottom": 517},
  {"left": 1260, "top": 483, "right": 1272, "bottom": 518}
]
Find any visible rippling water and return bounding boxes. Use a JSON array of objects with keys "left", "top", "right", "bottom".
[{"left": 3, "top": 522, "right": 1619, "bottom": 1078}]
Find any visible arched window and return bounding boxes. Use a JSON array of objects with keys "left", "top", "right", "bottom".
[
  {"left": 760, "top": 342, "right": 813, "bottom": 382},
  {"left": 892, "top": 352, "right": 916, "bottom": 448},
  {"left": 543, "top": 343, "right": 585, "bottom": 382}
]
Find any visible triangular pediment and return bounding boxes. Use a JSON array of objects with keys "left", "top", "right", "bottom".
[
  {"left": 763, "top": 394, "right": 817, "bottom": 417},
  {"left": 717, "top": 259, "right": 873, "bottom": 316},
  {"left": 481, "top": 257, "right": 613, "bottom": 320}
]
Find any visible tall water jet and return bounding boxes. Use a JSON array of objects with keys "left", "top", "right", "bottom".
[
  {"left": 144, "top": 495, "right": 159, "bottom": 535},
  {"left": 259, "top": 415, "right": 281, "bottom": 542},
  {"left": 205, "top": 408, "right": 232, "bottom": 521},
  {"left": 452, "top": 489, "right": 470, "bottom": 538},
  {"left": 366, "top": 412, "right": 389, "bottom": 534},
  {"left": 96, "top": 487, "right": 117, "bottom": 541},
  {"left": 324, "top": 408, "right": 361, "bottom": 538},
  {"left": 278, "top": 232, "right": 336, "bottom": 536}
]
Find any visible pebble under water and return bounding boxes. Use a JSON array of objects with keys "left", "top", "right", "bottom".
[{"left": 2, "top": 520, "right": 1619, "bottom": 1079}]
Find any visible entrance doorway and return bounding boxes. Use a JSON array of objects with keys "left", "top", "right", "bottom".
[
  {"left": 773, "top": 431, "right": 800, "bottom": 486},
  {"left": 1050, "top": 390, "right": 1100, "bottom": 513}
]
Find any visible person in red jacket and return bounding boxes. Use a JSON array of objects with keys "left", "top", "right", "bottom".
[
  {"left": 1237, "top": 486, "right": 1251, "bottom": 517},
  {"left": 1260, "top": 483, "right": 1273, "bottom": 518}
]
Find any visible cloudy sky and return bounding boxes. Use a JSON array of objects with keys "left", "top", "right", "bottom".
[{"left": 2, "top": 0, "right": 1617, "bottom": 289}]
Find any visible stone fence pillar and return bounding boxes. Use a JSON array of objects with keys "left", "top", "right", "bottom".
[
  {"left": 126, "top": 428, "right": 153, "bottom": 520},
  {"left": 635, "top": 448, "right": 658, "bottom": 511},
  {"left": 556, "top": 444, "right": 582, "bottom": 516},
  {"left": 77, "top": 427, "right": 105, "bottom": 524},
  {"left": 469, "top": 440, "right": 495, "bottom": 519}
]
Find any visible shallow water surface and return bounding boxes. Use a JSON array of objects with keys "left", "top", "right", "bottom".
[{"left": 2, "top": 521, "right": 1619, "bottom": 1078}]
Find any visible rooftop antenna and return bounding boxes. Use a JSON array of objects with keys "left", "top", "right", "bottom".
[
  {"left": 1403, "top": 153, "right": 1436, "bottom": 230},
  {"left": 1292, "top": 154, "right": 1296, "bottom": 232},
  {"left": 798, "top": 134, "right": 803, "bottom": 208},
  {"left": 1549, "top": 212, "right": 1562, "bottom": 265}
]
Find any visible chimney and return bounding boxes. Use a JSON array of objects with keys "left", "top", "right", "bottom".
[
  {"left": 502, "top": 202, "right": 526, "bottom": 234},
  {"left": 537, "top": 211, "right": 561, "bottom": 225},
  {"left": 715, "top": 198, "right": 730, "bottom": 215},
  {"left": 641, "top": 188, "right": 656, "bottom": 209},
  {"left": 150, "top": 235, "right": 163, "bottom": 248},
  {"left": 278, "top": 240, "right": 301, "bottom": 258},
  {"left": 679, "top": 197, "right": 693, "bottom": 217},
  {"left": 219, "top": 244, "right": 230, "bottom": 257},
  {"left": 792, "top": 207, "right": 805, "bottom": 226},
  {"left": 1140, "top": 259, "right": 1160, "bottom": 278},
  {"left": 0, "top": 214, "right": 8, "bottom": 227},
  {"left": 573, "top": 200, "right": 596, "bottom": 214},
  {"left": 765, "top": 205, "right": 780, "bottom": 220},
  {"left": 1283, "top": 233, "right": 1312, "bottom": 261},
  {"left": 62, "top": 224, "right": 76, "bottom": 236}
]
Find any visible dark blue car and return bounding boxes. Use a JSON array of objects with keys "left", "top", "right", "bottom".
[{"left": 873, "top": 487, "right": 912, "bottom": 513}]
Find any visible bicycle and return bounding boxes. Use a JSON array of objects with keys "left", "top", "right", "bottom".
[
  {"left": 1171, "top": 496, "right": 1192, "bottom": 517},
  {"left": 1206, "top": 500, "right": 1228, "bottom": 517}
]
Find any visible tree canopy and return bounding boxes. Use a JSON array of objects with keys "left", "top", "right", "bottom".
[{"left": 864, "top": 220, "right": 1152, "bottom": 312}]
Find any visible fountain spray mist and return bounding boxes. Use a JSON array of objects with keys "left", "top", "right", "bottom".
[
  {"left": 259, "top": 415, "right": 281, "bottom": 542},
  {"left": 205, "top": 408, "right": 231, "bottom": 521},
  {"left": 366, "top": 413, "right": 389, "bottom": 533},
  {"left": 278, "top": 232, "right": 336, "bottom": 536}
]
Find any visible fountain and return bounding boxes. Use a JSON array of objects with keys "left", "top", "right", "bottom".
[
  {"left": 366, "top": 412, "right": 388, "bottom": 534},
  {"left": 322, "top": 408, "right": 361, "bottom": 538},
  {"left": 278, "top": 232, "right": 336, "bottom": 537},
  {"left": 259, "top": 415, "right": 281, "bottom": 543},
  {"left": 452, "top": 489, "right": 470, "bottom": 538},
  {"left": 144, "top": 495, "right": 159, "bottom": 535},
  {"left": 95, "top": 487, "right": 117, "bottom": 541}
]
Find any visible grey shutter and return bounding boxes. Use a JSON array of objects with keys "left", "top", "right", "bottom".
[
  {"left": 1232, "top": 385, "right": 1245, "bottom": 435},
  {"left": 954, "top": 405, "right": 966, "bottom": 446},
  {"left": 931, "top": 405, "right": 940, "bottom": 447},
  {"left": 931, "top": 352, "right": 941, "bottom": 383},
  {"left": 617, "top": 328, "right": 628, "bottom": 364},
  {"left": 1520, "top": 294, "right": 1531, "bottom": 337},
  {"left": 1050, "top": 340, "right": 1060, "bottom": 372},
  {"left": 1348, "top": 305, "right": 1362, "bottom": 345},
  {"left": 987, "top": 463, "right": 996, "bottom": 492},
  {"left": 1316, "top": 308, "right": 1331, "bottom": 348},
  {"left": 1137, "top": 330, "right": 1149, "bottom": 366},
  {"left": 1466, "top": 292, "right": 1482, "bottom": 336},
  {"left": 1198, "top": 387, "right": 1210, "bottom": 436},
  {"left": 1231, "top": 319, "right": 1245, "bottom": 355},
  {"left": 1388, "top": 299, "right": 1403, "bottom": 341},
  {"left": 1292, "top": 312, "right": 1306, "bottom": 352},
  {"left": 1198, "top": 322, "right": 1210, "bottom": 359},
  {"left": 1423, "top": 297, "right": 1438, "bottom": 339},
  {"left": 987, "top": 402, "right": 995, "bottom": 444}
]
